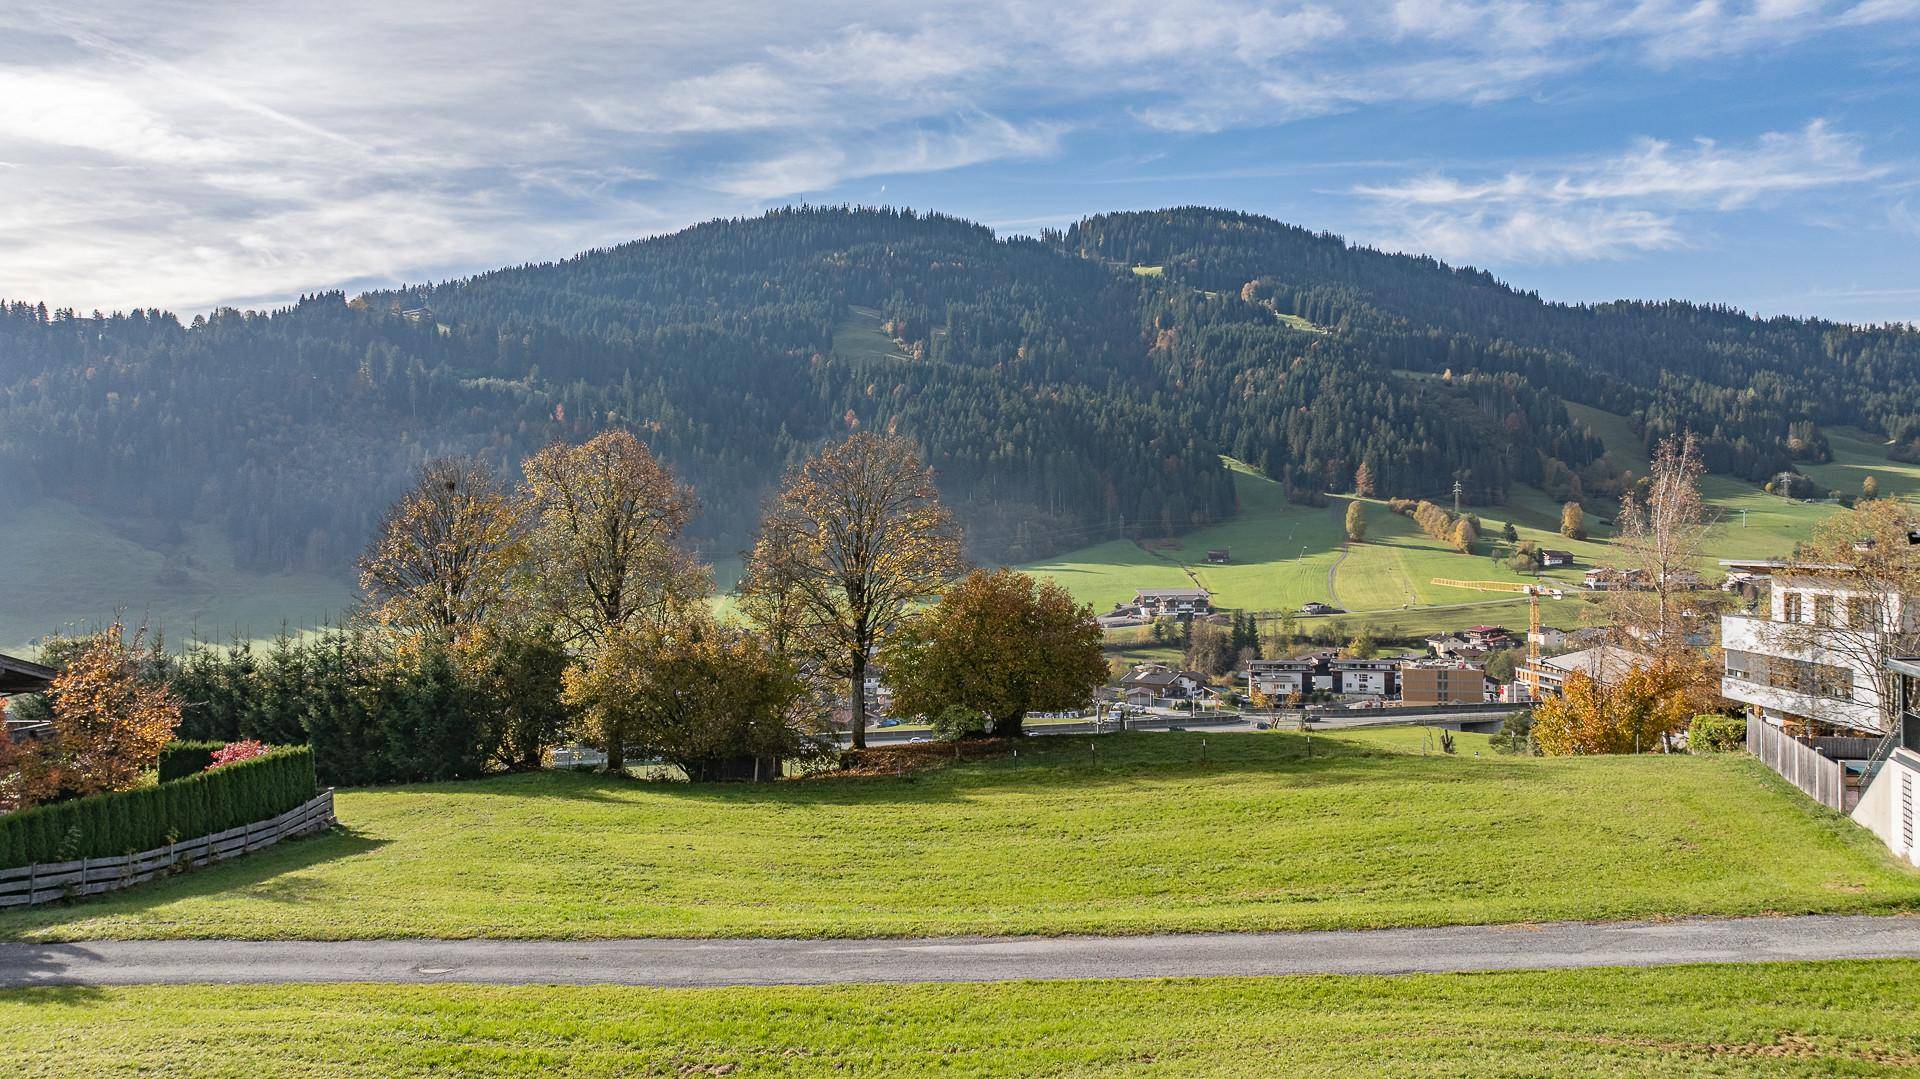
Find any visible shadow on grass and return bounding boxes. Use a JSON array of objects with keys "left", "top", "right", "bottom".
[
  {"left": 452, "top": 731, "right": 1552, "bottom": 810},
  {"left": 0, "top": 826, "right": 389, "bottom": 939}
]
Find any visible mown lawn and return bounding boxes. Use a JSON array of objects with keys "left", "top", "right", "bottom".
[
  {"left": 1, "top": 732, "right": 1913, "bottom": 942},
  {"left": 8, "top": 961, "right": 1920, "bottom": 1076}
]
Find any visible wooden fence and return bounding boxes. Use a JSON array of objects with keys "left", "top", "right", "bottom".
[
  {"left": 1748, "top": 716, "right": 1846, "bottom": 811},
  {"left": 0, "top": 789, "right": 335, "bottom": 908}
]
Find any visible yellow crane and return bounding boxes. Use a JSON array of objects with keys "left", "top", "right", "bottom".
[{"left": 1428, "top": 579, "right": 1559, "bottom": 699}]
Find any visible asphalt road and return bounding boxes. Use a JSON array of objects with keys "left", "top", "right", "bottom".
[{"left": 4, "top": 915, "right": 1917, "bottom": 988}]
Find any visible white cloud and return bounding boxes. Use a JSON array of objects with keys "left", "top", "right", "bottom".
[
  {"left": 0, "top": 1, "right": 1914, "bottom": 310},
  {"left": 1353, "top": 121, "right": 1889, "bottom": 263}
]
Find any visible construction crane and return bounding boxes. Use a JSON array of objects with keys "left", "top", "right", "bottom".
[{"left": 1428, "top": 579, "right": 1559, "bottom": 700}]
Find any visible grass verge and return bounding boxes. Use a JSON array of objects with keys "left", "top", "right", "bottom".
[{"left": 6, "top": 961, "right": 1920, "bottom": 1076}]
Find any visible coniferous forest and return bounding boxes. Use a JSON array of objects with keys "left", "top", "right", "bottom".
[{"left": 3, "top": 205, "right": 1917, "bottom": 575}]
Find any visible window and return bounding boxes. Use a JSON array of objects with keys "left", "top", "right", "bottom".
[
  {"left": 1782, "top": 592, "right": 1804, "bottom": 623},
  {"left": 1812, "top": 594, "right": 1833, "bottom": 627},
  {"left": 1847, "top": 595, "right": 1885, "bottom": 631}
]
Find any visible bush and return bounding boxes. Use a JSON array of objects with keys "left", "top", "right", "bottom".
[
  {"left": 157, "top": 741, "right": 223, "bottom": 783},
  {"left": 0, "top": 745, "right": 318, "bottom": 869},
  {"left": 1689, "top": 714, "right": 1746, "bottom": 753},
  {"left": 932, "top": 705, "right": 990, "bottom": 741},
  {"left": 210, "top": 740, "right": 271, "bottom": 768}
]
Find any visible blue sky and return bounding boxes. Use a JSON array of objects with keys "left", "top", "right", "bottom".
[{"left": 2, "top": 1, "right": 1917, "bottom": 322}]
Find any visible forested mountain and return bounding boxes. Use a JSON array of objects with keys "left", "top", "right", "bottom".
[{"left": 3, "top": 205, "right": 1916, "bottom": 581}]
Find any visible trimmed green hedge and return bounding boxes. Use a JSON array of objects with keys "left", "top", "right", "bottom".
[
  {"left": 1690, "top": 714, "right": 1747, "bottom": 753},
  {"left": 0, "top": 746, "right": 317, "bottom": 869},
  {"left": 157, "top": 740, "right": 224, "bottom": 783}
]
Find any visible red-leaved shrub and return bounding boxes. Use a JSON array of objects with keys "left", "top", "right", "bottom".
[{"left": 209, "top": 740, "right": 271, "bottom": 769}]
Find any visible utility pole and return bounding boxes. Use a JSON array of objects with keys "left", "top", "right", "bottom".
[{"left": 1453, "top": 479, "right": 1463, "bottom": 516}]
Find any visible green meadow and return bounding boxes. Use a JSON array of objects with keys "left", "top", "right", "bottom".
[{"left": 3, "top": 731, "right": 1913, "bottom": 943}]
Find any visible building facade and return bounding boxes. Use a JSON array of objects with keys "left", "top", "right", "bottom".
[
  {"left": 1398, "top": 661, "right": 1487, "bottom": 706},
  {"left": 1719, "top": 560, "right": 1917, "bottom": 735}
]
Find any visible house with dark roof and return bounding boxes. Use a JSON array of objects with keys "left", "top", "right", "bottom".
[{"left": 1119, "top": 664, "right": 1208, "bottom": 704}]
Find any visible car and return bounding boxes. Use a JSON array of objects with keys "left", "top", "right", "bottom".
[{"left": 907, "top": 737, "right": 931, "bottom": 744}]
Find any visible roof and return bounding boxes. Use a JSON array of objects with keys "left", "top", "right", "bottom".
[
  {"left": 1541, "top": 645, "right": 1654, "bottom": 683},
  {"left": 1135, "top": 587, "right": 1210, "bottom": 599},
  {"left": 1122, "top": 669, "right": 1202, "bottom": 687},
  {"left": 1889, "top": 657, "right": 1920, "bottom": 679},
  {"left": 0, "top": 652, "right": 56, "bottom": 696}
]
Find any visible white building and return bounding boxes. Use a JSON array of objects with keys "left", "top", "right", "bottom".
[
  {"left": 1718, "top": 560, "right": 1915, "bottom": 735},
  {"left": 1246, "top": 658, "right": 1313, "bottom": 698}
]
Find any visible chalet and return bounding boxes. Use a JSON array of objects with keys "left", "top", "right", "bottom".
[
  {"left": 1131, "top": 587, "right": 1212, "bottom": 618},
  {"left": 1120, "top": 664, "right": 1207, "bottom": 704},
  {"left": 1540, "top": 549, "right": 1575, "bottom": 567},
  {"left": 1527, "top": 625, "right": 1570, "bottom": 651},
  {"left": 0, "top": 651, "right": 56, "bottom": 742},
  {"left": 1426, "top": 625, "right": 1512, "bottom": 658},
  {"left": 0, "top": 652, "right": 53, "bottom": 697},
  {"left": 1583, "top": 567, "right": 1651, "bottom": 591},
  {"left": 1205, "top": 547, "right": 1231, "bottom": 564}
]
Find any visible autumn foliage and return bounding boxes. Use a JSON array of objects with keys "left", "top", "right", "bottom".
[
  {"left": 3, "top": 624, "right": 182, "bottom": 810},
  {"left": 883, "top": 569, "right": 1107, "bottom": 738},
  {"left": 1531, "top": 656, "right": 1723, "bottom": 756}
]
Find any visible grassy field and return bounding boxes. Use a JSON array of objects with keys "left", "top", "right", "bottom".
[
  {"left": 0, "top": 499, "right": 356, "bottom": 654},
  {"left": 1024, "top": 459, "right": 1617, "bottom": 622},
  {"left": 8, "top": 961, "right": 1920, "bottom": 1076},
  {"left": 4, "top": 731, "right": 1913, "bottom": 943}
]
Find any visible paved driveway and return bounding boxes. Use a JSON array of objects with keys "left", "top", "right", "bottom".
[{"left": 3, "top": 915, "right": 1916, "bottom": 988}]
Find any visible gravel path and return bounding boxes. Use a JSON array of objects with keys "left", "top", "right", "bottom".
[{"left": 3, "top": 915, "right": 1916, "bottom": 988}]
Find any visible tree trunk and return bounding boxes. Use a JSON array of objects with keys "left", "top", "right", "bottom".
[
  {"left": 849, "top": 652, "right": 868, "bottom": 750},
  {"left": 996, "top": 709, "right": 1026, "bottom": 739},
  {"left": 605, "top": 719, "right": 625, "bottom": 775}
]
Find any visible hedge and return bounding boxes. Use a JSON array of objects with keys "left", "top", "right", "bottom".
[
  {"left": 157, "top": 740, "right": 224, "bottom": 783},
  {"left": 1689, "top": 714, "right": 1747, "bottom": 753},
  {"left": 0, "top": 746, "right": 317, "bottom": 869}
]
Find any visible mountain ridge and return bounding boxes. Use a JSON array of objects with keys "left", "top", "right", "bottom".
[{"left": 2, "top": 204, "right": 1914, "bottom": 591}]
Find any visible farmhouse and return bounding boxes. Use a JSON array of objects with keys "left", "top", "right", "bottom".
[
  {"left": 1120, "top": 664, "right": 1208, "bottom": 705},
  {"left": 1541, "top": 549, "right": 1575, "bottom": 567},
  {"left": 1205, "top": 547, "right": 1231, "bottom": 564},
  {"left": 1426, "top": 625, "right": 1512, "bottom": 658},
  {"left": 1131, "top": 586, "right": 1212, "bottom": 618},
  {"left": 1584, "top": 567, "right": 1651, "bottom": 591}
]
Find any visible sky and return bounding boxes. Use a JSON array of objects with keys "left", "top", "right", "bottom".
[{"left": 2, "top": 1, "right": 1917, "bottom": 323}]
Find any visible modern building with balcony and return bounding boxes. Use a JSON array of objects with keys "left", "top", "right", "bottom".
[
  {"left": 1717, "top": 559, "right": 1920, "bottom": 863},
  {"left": 1718, "top": 559, "right": 1913, "bottom": 737}
]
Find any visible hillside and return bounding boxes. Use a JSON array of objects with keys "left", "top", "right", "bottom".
[{"left": 4, "top": 205, "right": 1918, "bottom": 644}]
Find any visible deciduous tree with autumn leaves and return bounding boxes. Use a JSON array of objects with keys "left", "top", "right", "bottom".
[
  {"left": 882, "top": 569, "right": 1107, "bottom": 738},
  {"left": 740, "top": 434, "right": 966, "bottom": 749},
  {"left": 2, "top": 623, "right": 181, "bottom": 810}
]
